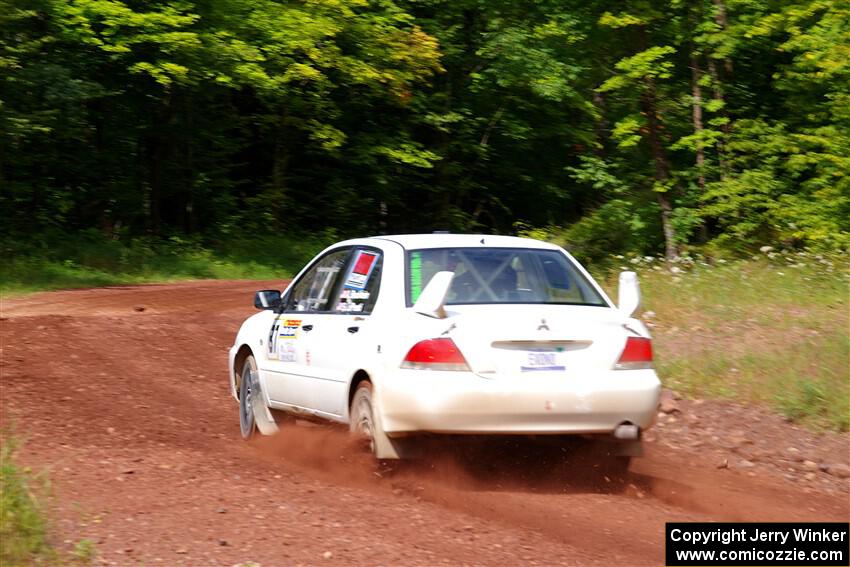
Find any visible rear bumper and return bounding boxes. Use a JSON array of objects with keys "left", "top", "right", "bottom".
[{"left": 380, "top": 368, "right": 661, "bottom": 435}]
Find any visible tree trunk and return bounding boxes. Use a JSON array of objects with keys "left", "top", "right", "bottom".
[
  {"left": 657, "top": 192, "right": 677, "bottom": 259},
  {"left": 641, "top": 80, "right": 680, "bottom": 259},
  {"left": 708, "top": 0, "right": 733, "bottom": 179},
  {"left": 707, "top": 59, "right": 730, "bottom": 180},
  {"left": 691, "top": 53, "right": 706, "bottom": 192},
  {"left": 691, "top": 52, "right": 710, "bottom": 243},
  {"left": 712, "top": 0, "right": 733, "bottom": 74},
  {"left": 592, "top": 91, "right": 610, "bottom": 158}
]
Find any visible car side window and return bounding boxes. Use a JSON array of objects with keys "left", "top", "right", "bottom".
[
  {"left": 333, "top": 248, "right": 382, "bottom": 314},
  {"left": 285, "top": 249, "right": 351, "bottom": 312}
]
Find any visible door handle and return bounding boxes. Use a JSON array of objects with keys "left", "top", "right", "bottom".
[
  {"left": 301, "top": 324, "right": 313, "bottom": 332},
  {"left": 347, "top": 326, "right": 359, "bottom": 334}
]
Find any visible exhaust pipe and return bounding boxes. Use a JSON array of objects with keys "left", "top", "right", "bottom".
[{"left": 614, "top": 423, "right": 640, "bottom": 440}]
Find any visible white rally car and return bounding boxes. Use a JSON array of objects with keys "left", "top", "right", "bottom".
[{"left": 228, "top": 234, "right": 661, "bottom": 465}]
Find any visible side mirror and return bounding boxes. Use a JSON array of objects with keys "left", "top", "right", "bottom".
[
  {"left": 618, "top": 271, "right": 641, "bottom": 317},
  {"left": 254, "top": 290, "right": 281, "bottom": 310},
  {"left": 413, "top": 271, "right": 454, "bottom": 319}
]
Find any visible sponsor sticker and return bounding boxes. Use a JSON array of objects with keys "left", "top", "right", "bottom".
[
  {"left": 344, "top": 250, "right": 379, "bottom": 290},
  {"left": 280, "top": 319, "right": 301, "bottom": 338},
  {"left": 278, "top": 340, "right": 297, "bottom": 362},
  {"left": 336, "top": 300, "right": 365, "bottom": 313}
]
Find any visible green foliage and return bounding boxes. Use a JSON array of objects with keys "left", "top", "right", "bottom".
[
  {"left": 548, "top": 199, "right": 661, "bottom": 266},
  {"left": 598, "top": 46, "right": 677, "bottom": 92},
  {"left": 0, "top": 0, "right": 848, "bottom": 258},
  {"left": 0, "top": 436, "right": 97, "bottom": 565},
  {"left": 0, "top": 439, "right": 54, "bottom": 566},
  {"left": 703, "top": 119, "right": 850, "bottom": 250}
]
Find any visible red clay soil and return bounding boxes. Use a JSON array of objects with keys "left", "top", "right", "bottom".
[{"left": 1, "top": 281, "right": 848, "bottom": 566}]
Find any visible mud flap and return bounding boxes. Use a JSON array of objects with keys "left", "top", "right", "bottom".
[
  {"left": 251, "top": 370, "right": 279, "bottom": 436},
  {"left": 371, "top": 391, "right": 420, "bottom": 460}
]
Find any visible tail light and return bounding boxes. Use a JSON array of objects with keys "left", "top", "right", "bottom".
[
  {"left": 614, "top": 336, "right": 653, "bottom": 370},
  {"left": 401, "top": 338, "right": 470, "bottom": 371}
]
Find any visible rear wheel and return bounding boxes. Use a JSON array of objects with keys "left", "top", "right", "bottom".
[{"left": 349, "top": 382, "right": 377, "bottom": 455}]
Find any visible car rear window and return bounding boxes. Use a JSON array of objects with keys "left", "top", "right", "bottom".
[{"left": 407, "top": 248, "right": 607, "bottom": 306}]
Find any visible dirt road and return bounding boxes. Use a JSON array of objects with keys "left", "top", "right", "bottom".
[{"left": 2, "top": 281, "right": 847, "bottom": 566}]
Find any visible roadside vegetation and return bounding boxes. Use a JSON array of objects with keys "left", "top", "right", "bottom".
[
  {"left": 0, "top": 231, "right": 334, "bottom": 295},
  {"left": 598, "top": 249, "right": 849, "bottom": 432},
  {"left": 1, "top": 438, "right": 55, "bottom": 566},
  {"left": 0, "top": 438, "right": 95, "bottom": 567}
]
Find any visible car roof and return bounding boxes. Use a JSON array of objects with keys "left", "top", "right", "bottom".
[{"left": 356, "top": 233, "right": 563, "bottom": 251}]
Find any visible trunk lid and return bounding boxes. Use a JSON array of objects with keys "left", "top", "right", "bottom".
[{"left": 444, "top": 304, "right": 628, "bottom": 376}]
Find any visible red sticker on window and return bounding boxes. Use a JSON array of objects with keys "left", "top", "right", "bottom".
[{"left": 345, "top": 251, "right": 378, "bottom": 290}]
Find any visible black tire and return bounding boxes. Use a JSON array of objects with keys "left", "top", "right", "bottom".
[
  {"left": 238, "top": 355, "right": 281, "bottom": 439},
  {"left": 239, "top": 356, "right": 258, "bottom": 439},
  {"left": 349, "top": 382, "right": 377, "bottom": 455}
]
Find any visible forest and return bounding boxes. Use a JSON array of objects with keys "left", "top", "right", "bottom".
[{"left": 1, "top": 0, "right": 848, "bottom": 265}]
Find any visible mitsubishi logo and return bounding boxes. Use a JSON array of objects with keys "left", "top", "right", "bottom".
[{"left": 538, "top": 318, "right": 550, "bottom": 331}]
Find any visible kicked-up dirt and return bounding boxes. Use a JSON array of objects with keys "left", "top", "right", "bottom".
[{"left": 1, "top": 280, "right": 848, "bottom": 566}]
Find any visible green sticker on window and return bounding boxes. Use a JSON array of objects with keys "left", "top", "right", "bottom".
[{"left": 410, "top": 251, "right": 422, "bottom": 303}]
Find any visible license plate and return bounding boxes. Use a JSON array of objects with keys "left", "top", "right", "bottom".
[{"left": 520, "top": 350, "right": 565, "bottom": 372}]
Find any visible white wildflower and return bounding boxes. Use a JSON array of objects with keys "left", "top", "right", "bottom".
[
  {"left": 670, "top": 266, "right": 682, "bottom": 274},
  {"left": 760, "top": 246, "right": 774, "bottom": 253}
]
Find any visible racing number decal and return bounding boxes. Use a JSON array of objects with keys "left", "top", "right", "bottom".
[{"left": 267, "top": 316, "right": 282, "bottom": 359}]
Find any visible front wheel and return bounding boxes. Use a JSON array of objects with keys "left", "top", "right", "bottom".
[{"left": 239, "top": 355, "right": 279, "bottom": 439}]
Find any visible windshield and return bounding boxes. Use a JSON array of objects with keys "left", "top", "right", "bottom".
[{"left": 407, "top": 247, "right": 608, "bottom": 306}]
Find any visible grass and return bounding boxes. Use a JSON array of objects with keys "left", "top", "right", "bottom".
[
  {"left": 0, "top": 437, "right": 96, "bottom": 567},
  {"left": 601, "top": 250, "right": 849, "bottom": 431},
  {"left": 0, "top": 231, "right": 335, "bottom": 296},
  {"left": 0, "top": 439, "right": 55, "bottom": 566}
]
